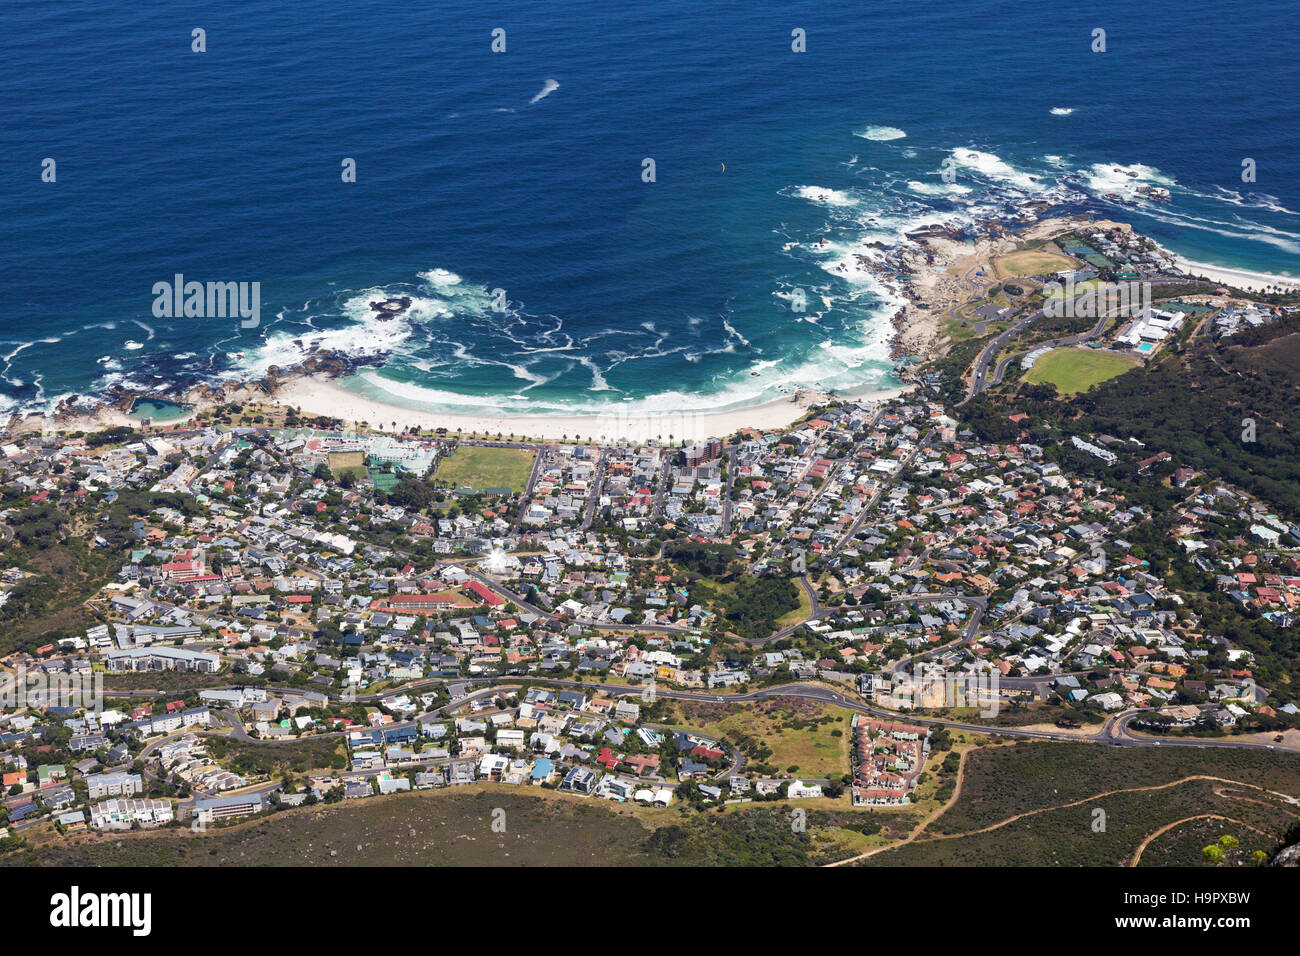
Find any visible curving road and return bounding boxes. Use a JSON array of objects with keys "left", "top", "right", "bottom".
[
  {"left": 959, "top": 278, "right": 1202, "bottom": 405},
  {"left": 161, "top": 672, "right": 1299, "bottom": 757}
]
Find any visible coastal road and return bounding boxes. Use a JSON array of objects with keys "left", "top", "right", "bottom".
[
  {"left": 650, "top": 448, "right": 673, "bottom": 520},
  {"left": 959, "top": 277, "right": 1201, "bottom": 405},
  {"left": 97, "top": 670, "right": 1300, "bottom": 770},
  {"left": 961, "top": 304, "right": 1047, "bottom": 405},
  {"left": 720, "top": 444, "right": 738, "bottom": 536},
  {"left": 578, "top": 455, "right": 608, "bottom": 531},
  {"left": 758, "top": 574, "right": 824, "bottom": 644},
  {"left": 487, "top": 679, "right": 1299, "bottom": 754},
  {"left": 962, "top": 287, "right": 1117, "bottom": 402},
  {"left": 513, "top": 448, "right": 546, "bottom": 533}
]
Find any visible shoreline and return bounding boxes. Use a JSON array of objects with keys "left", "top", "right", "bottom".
[
  {"left": 10, "top": 210, "right": 1298, "bottom": 442},
  {"left": 267, "top": 374, "right": 914, "bottom": 442},
  {"left": 1171, "top": 255, "right": 1300, "bottom": 294},
  {"left": 6, "top": 364, "right": 915, "bottom": 442}
]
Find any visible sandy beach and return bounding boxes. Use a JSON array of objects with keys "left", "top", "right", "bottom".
[
  {"left": 18, "top": 212, "right": 1296, "bottom": 445},
  {"left": 269, "top": 375, "right": 913, "bottom": 443},
  {"left": 10, "top": 365, "right": 912, "bottom": 442},
  {"left": 1172, "top": 256, "right": 1300, "bottom": 294}
]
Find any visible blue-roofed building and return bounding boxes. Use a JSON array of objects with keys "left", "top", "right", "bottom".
[
  {"left": 531, "top": 758, "right": 554, "bottom": 782},
  {"left": 384, "top": 726, "right": 418, "bottom": 746}
]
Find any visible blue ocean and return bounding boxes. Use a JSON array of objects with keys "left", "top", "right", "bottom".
[{"left": 3, "top": 1, "right": 1298, "bottom": 421}]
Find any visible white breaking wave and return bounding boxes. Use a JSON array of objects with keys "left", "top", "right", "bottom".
[
  {"left": 350, "top": 352, "right": 895, "bottom": 420},
  {"left": 1136, "top": 207, "right": 1300, "bottom": 255},
  {"left": 234, "top": 286, "right": 461, "bottom": 379},
  {"left": 339, "top": 290, "right": 455, "bottom": 321},
  {"left": 238, "top": 321, "right": 417, "bottom": 379},
  {"left": 576, "top": 355, "right": 614, "bottom": 391},
  {"left": 721, "top": 319, "right": 751, "bottom": 348},
  {"left": 418, "top": 268, "right": 462, "bottom": 288},
  {"left": 907, "top": 180, "right": 973, "bottom": 196},
  {"left": 1082, "top": 161, "right": 1177, "bottom": 201},
  {"left": 855, "top": 125, "right": 906, "bottom": 141},
  {"left": 790, "top": 185, "right": 858, "bottom": 206},
  {"left": 1050, "top": 107, "right": 1074, "bottom": 115},
  {"left": 949, "top": 148, "right": 1045, "bottom": 193},
  {"left": 415, "top": 270, "right": 496, "bottom": 315},
  {"left": 1184, "top": 186, "right": 1300, "bottom": 217},
  {"left": 530, "top": 79, "right": 560, "bottom": 104}
]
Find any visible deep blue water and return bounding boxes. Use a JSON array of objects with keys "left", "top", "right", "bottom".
[{"left": 3, "top": 0, "right": 1298, "bottom": 420}]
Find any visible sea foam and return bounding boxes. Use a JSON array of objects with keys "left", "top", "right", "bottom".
[{"left": 855, "top": 125, "right": 907, "bottom": 141}]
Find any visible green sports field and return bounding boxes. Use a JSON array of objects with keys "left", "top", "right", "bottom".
[
  {"left": 1024, "top": 347, "right": 1139, "bottom": 394},
  {"left": 434, "top": 445, "right": 536, "bottom": 492},
  {"left": 993, "top": 249, "right": 1077, "bottom": 279}
]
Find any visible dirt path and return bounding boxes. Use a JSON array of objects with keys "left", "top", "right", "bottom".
[
  {"left": 823, "top": 747, "right": 970, "bottom": 867},
  {"left": 1128, "top": 814, "right": 1272, "bottom": 867},
  {"left": 824, "top": 770, "right": 1298, "bottom": 867}
]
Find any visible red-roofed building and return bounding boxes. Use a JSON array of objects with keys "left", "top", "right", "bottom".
[
  {"left": 465, "top": 580, "right": 505, "bottom": 606},
  {"left": 691, "top": 744, "right": 724, "bottom": 761},
  {"left": 160, "top": 550, "right": 204, "bottom": 581}
]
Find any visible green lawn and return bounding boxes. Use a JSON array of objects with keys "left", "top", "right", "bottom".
[
  {"left": 994, "top": 249, "right": 1077, "bottom": 279},
  {"left": 434, "top": 445, "right": 536, "bottom": 493},
  {"left": 1024, "top": 348, "right": 1139, "bottom": 394},
  {"left": 776, "top": 586, "right": 814, "bottom": 628}
]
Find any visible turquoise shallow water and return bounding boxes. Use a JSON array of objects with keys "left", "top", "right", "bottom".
[
  {"left": 128, "top": 399, "right": 193, "bottom": 423},
  {"left": 2, "top": 1, "right": 1298, "bottom": 420}
]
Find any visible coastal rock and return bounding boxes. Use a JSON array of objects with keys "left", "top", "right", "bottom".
[
  {"left": 1272, "top": 841, "right": 1300, "bottom": 867},
  {"left": 369, "top": 296, "right": 413, "bottom": 320}
]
